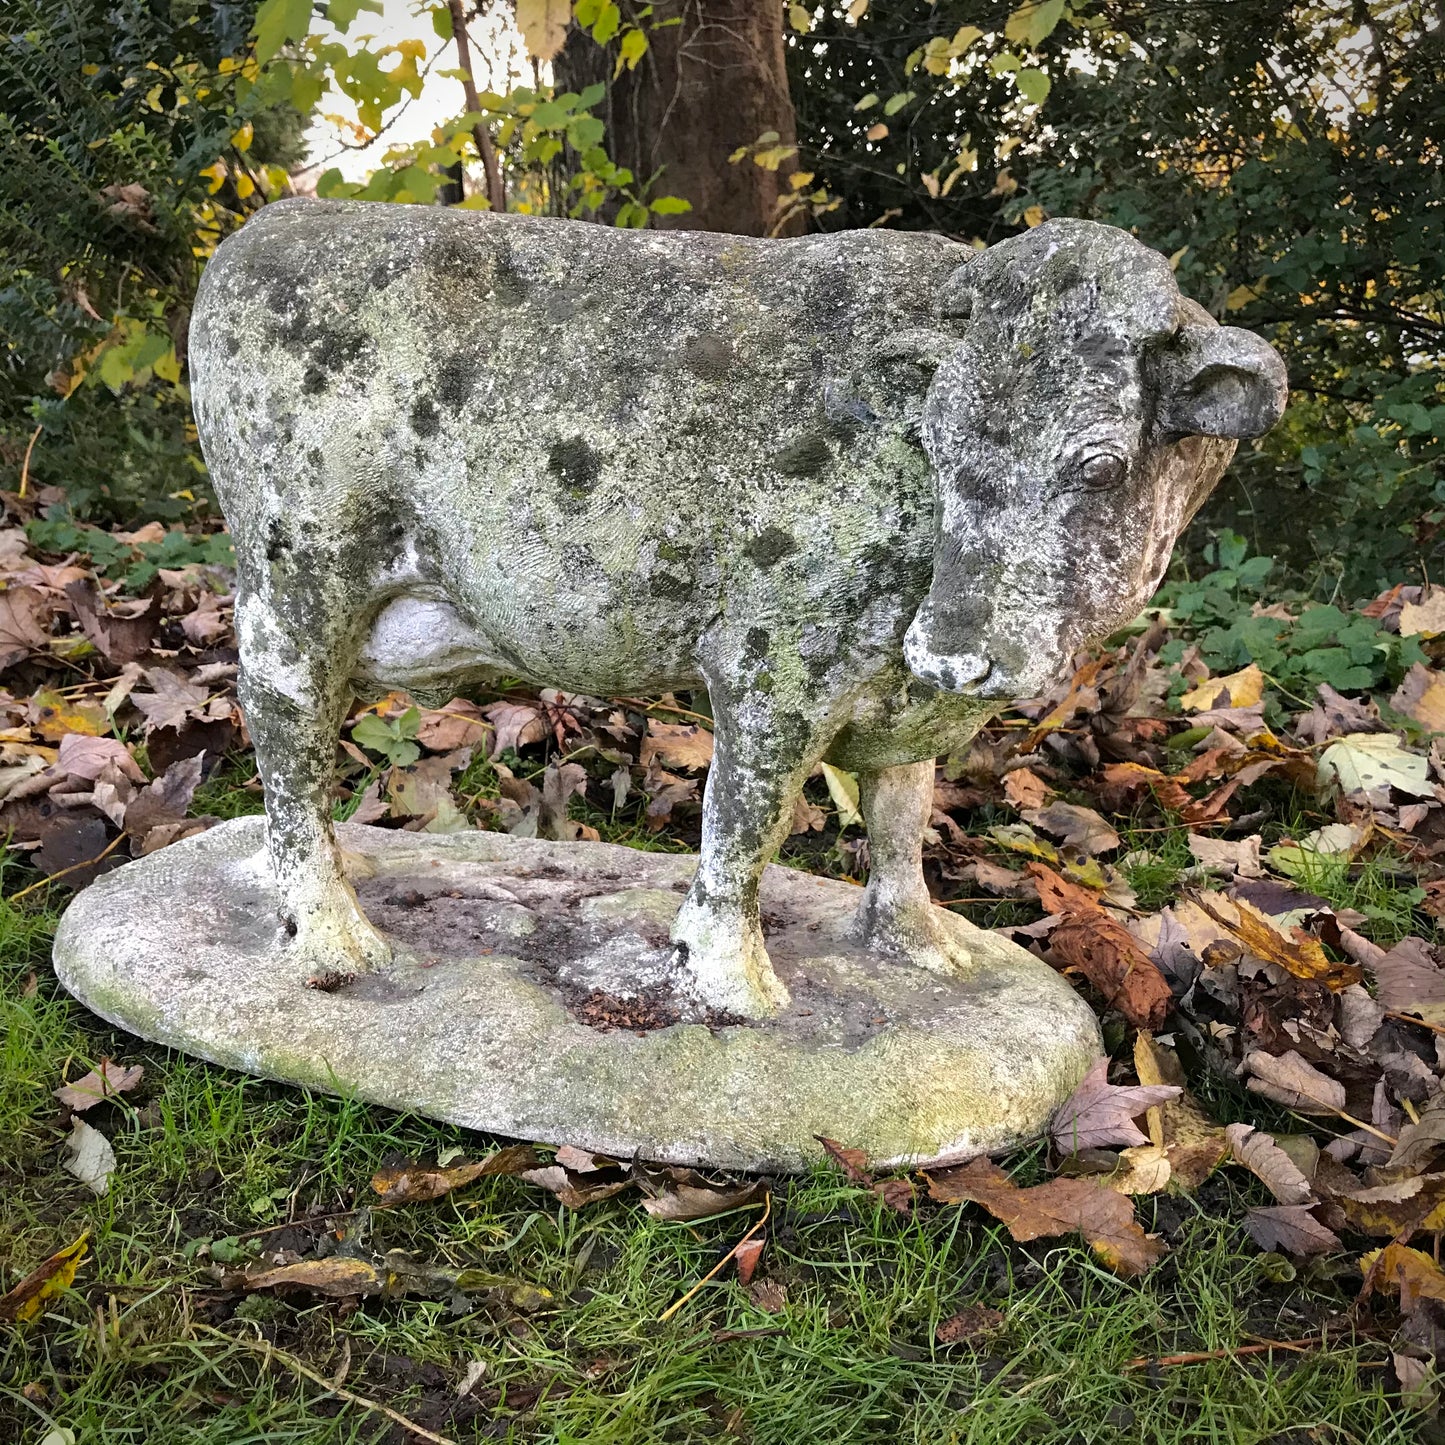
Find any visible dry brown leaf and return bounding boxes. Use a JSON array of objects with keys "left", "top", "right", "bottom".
[
  {"left": 0, "top": 1234, "right": 89, "bottom": 1323},
  {"left": 54, "top": 1060, "right": 143, "bottom": 1112},
  {"left": 748, "top": 1278, "right": 788, "bottom": 1312},
  {"left": 1399, "top": 589, "right": 1445, "bottom": 639},
  {"left": 128, "top": 668, "right": 212, "bottom": 734},
  {"left": 224, "top": 1256, "right": 383, "bottom": 1298},
  {"left": 1108, "top": 1144, "right": 1173, "bottom": 1195},
  {"left": 936, "top": 1304, "right": 1005, "bottom": 1344},
  {"left": 0, "top": 585, "right": 52, "bottom": 670},
  {"left": 370, "top": 1143, "right": 538, "bottom": 1205},
  {"left": 1023, "top": 801, "right": 1120, "bottom": 855},
  {"left": 1187, "top": 833, "right": 1264, "bottom": 879},
  {"left": 1134, "top": 1033, "right": 1230, "bottom": 1190},
  {"left": 521, "top": 1164, "right": 635, "bottom": 1210},
  {"left": 1341, "top": 1174, "right": 1445, "bottom": 1238},
  {"left": 1243, "top": 1205, "right": 1341, "bottom": 1257},
  {"left": 1361, "top": 1243, "right": 1445, "bottom": 1310},
  {"left": 639, "top": 720, "right": 714, "bottom": 773},
  {"left": 414, "top": 698, "right": 491, "bottom": 752},
  {"left": 1050, "top": 1056, "right": 1180, "bottom": 1154},
  {"left": 1389, "top": 1092, "right": 1445, "bottom": 1174},
  {"left": 1225, "top": 1123, "right": 1315, "bottom": 1204},
  {"left": 817, "top": 1136, "right": 872, "bottom": 1184},
  {"left": 734, "top": 1236, "right": 765, "bottom": 1286},
  {"left": 1373, "top": 938, "right": 1445, "bottom": 1027},
  {"left": 1028, "top": 865, "right": 1175, "bottom": 1029},
  {"left": 925, "top": 1157, "right": 1166, "bottom": 1276},
  {"left": 479, "top": 699, "right": 547, "bottom": 758},
  {"left": 1392, "top": 664, "right": 1445, "bottom": 734},
  {"left": 1243, "top": 1050, "right": 1348, "bottom": 1115},
  {"left": 1196, "top": 893, "right": 1361, "bottom": 989},
  {"left": 1002, "top": 767, "right": 1051, "bottom": 809},
  {"left": 639, "top": 1179, "right": 767, "bottom": 1222}
]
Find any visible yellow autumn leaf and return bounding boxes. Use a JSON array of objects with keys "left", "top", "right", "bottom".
[
  {"left": 514, "top": 0, "right": 571, "bottom": 61},
  {"left": 231, "top": 121, "right": 254, "bottom": 151},
  {"left": 1179, "top": 663, "right": 1265, "bottom": 712},
  {"left": 1022, "top": 204, "right": 1046, "bottom": 227},
  {"left": 0, "top": 1234, "right": 89, "bottom": 1324},
  {"left": 234, "top": 171, "right": 255, "bottom": 199},
  {"left": 200, "top": 161, "right": 226, "bottom": 194}
]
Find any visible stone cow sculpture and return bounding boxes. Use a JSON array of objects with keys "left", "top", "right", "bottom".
[{"left": 190, "top": 200, "right": 1286, "bottom": 1019}]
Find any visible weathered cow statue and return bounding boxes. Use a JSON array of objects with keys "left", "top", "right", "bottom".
[{"left": 188, "top": 200, "right": 1285, "bottom": 1022}]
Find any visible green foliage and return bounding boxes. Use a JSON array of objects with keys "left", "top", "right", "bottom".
[
  {"left": 25, "top": 512, "right": 234, "bottom": 592},
  {"left": 351, "top": 706, "right": 422, "bottom": 767},
  {"left": 0, "top": 0, "right": 307, "bottom": 521},
  {"left": 789, "top": 1, "right": 1444, "bottom": 595},
  {"left": 1156, "top": 530, "right": 1427, "bottom": 700}
]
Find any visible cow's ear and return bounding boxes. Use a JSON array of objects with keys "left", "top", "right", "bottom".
[{"left": 1154, "top": 323, "right": 1288, "bottom": 440}]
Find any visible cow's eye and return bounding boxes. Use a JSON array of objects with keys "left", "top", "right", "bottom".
[{"left": 1076, "top": 453, "right": 1128, "bottom": 490}]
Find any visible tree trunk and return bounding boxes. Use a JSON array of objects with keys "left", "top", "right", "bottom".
[{"left": 555, "top": 1, "right": 803, "bottom": 236}]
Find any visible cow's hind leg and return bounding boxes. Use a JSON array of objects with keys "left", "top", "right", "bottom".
[
  {"left": 236, "top": 589, "right": 390, "bottom": 978},
  {"left": 671, "top": 655, "right": 841, "bottom": 1019},
  {"left": 851, "top": 760, "right": 970, "bottom": 976}
]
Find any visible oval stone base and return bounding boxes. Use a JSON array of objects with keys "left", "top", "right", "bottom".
[{"left": 52, "top": 818, "right": 1101, "bottom": 1172}]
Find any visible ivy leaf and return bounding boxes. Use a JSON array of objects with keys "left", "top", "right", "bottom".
[{"left": 252, "top": 0, "right": 314, "bottom": 65}]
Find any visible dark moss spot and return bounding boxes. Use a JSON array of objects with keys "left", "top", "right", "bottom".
[
  {"left": 306, "top": 448, "right": 323, "bottom": 470},
  {"left": 492, "top": 252, "right": 528, "bottom": 308},
  {"left": 744, "top": 527, "right": 797, "bottom": 570},
  {"left": 743, "top": 626, "right": 770, "bottom": 664},
  {"left": 650, "top": 572, "right": 693, "bottom": 602},
  {"left": 301, "top": 367, "right": 326, "bottom": 395},
  {"left": 436, "top": 353, "right": 475, "bottom": 410},
  {"left": 410, "top": 395, "right": 441, "bottom": 438},
  {"left": 657, "top": 539, "right": 692, "bottom": 565},
  {"left": 773, "top": 430, "right": 833, "bottom": 477},
  {"left": 683, "top": 333, "right": 734, "bottom": 381},
  {"left": 549, "top": 436, "right": 601, "bottom": 499},
  {"left": 264, "top": 517, "right": 286, "bottom": 563}
]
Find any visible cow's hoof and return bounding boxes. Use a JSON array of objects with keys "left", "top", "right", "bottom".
[
  {"left": 851, "top": 904, "right": 972, "bottom": 978},
  {"left": 287, "top": 908, "right": 392, "bottom": 982},
  {"left": 670, "top": 902, "right": 790, "bottom": 1019}
]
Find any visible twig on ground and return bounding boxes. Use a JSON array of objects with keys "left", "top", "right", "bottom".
[
  {"left": 1384, "top": 1010, "right": 1445, "bottom": 1039},
  {"left": 192, "top": 1324, "right": 457, "bottom": 1445},
  {"left": 658, "top": 1192, "right": 771, "bottom": 1324},
  {"left": 1124, "top": 1327, "right": 1384, "bottom": 1372}
]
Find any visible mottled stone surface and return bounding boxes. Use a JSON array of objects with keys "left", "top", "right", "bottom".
[
  {"left": 53, "top": 819, "right": 1102, "bottom": 1172},
  {"left": 187, "top": 203, "right": 1287, "bottom": 1018}
]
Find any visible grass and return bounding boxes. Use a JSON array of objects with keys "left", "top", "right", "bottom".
[{"left": 2, "top": 793, "right": 1439, "bottom": 1444}]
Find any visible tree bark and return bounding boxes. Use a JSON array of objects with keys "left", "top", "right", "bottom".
[{"left": 554, "top": 1, "right": 803, "bottom": 236}]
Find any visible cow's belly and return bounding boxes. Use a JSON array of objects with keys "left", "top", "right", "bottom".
[{"left": 353, "top": 594, "right": 705, "bottom": 699}]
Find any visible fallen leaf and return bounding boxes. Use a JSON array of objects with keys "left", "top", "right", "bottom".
[
  {"left": 371, "top": 1144, "right": 539, "bottom": 1205},
  {"left": 1393, "top": 664, "right": 1445, "bottom": 734},
  {"left": 1187, "top": 833, "right": 1264, "bottom": 879},
  {"left": 521, "top": 1164, "right": 634, "bottom": 1210},
  {"left": 1243, "top": 1050, "right": 1348, "bottom": 1115},
  {"left": 1361, "top": 1243, "right": 1445, "bottom": 1310},
  {"left": 990, "top": 821, "right": 1060, "bottom": 862},
  {"left": 479, "top": 699, "right": 547, "bottom": 759},
  {"left": 1029, "top": 865, "right": 1174, "bottom": 1029},
  {"left": 926, "top": 1157, "right": 1166, "bottom": 1276},
  {"left": 1023, "top": 801, "right": 1120, "bottom": 855},
  {"left": 1267, "top": 823, "right": 1365, "bottom": 880},
  {"left": 1318, "top": 732, "right": 1434, "bottom": 799},
  {"left": 53, "top": 732, "right": 145, "bottom": 785},
  {"left": 748, "top": 1279, "right": 788, "bottom": 1312},
  {"left": 1180, "top": 664, "right": 1265, "bottom": 712},
  {"left": 1196, "top": 893, "right": 1361, "bottom": 989},
  {"left": 128, "top": 668, "right": 212, "bottom": 734},
  {"left": 31, "top": 690, "right": 106, "bottom": 740},
  {"left": 936, "top": 1304, "right": 1005, "bottom": 1344},
  {"left": 0, "top": 1234, "right": 89, "bottom": 1323},
  {"left": 639, "top": 719, "right": 714, "bottom": 773},
  {"left": 1373, "top": 938, "right": 1445, "bottom": 1027},
  {"left": 1399, "top": 589, "right": 1445, "bottom": 638},
  {"left": 734, "top": 1237, "right": 764, "bottom": 1286},
  {"left": 1243, "top": 1205, "right": 1341, "bottom": 1257},
  {"left": 225, "top": 1255, "right": 382, "bottom": 1297},
  {"left": 1133, "top": 1033, "right": 1229, "bottom": 1190},
  {"left": 64, "top": 579, "right": 154, "bottom": 664},
  {"left": 1002, "top": 767, "right": 1051, "bottom": 809},
  {"left": 1108, "top": 1143, "right": 1173, "bottom": 1195},
  {"left": 1340, "top": 1174, "right": 1445, "bottom": 1238},
  {"left": 817, "top": 1136, "right": 873, "bottom": 1184},
  {"left": 1225, "top": 1123, "right": 1315, "bottom": 1204},
  {"left": 0, "top": 585, "right": 53, "bottom": 670},
  {"left": 1389, "top": 1092, "right": 1445, "bottom": 1173},
  {"left": 415, "top": 698, "right": 491, "bottom": 752},
  {"left": 1049, "top": 1056, "right": 1180, "bottom": 1153},
  {"left": 62, "top": 1118, "right": 115, "bottom": 1195},
  {"left": 54, "top": 1061, "right": 143, "bottom": 1111},
  {"left": 640, "top": 1178, "right": 767, "bottom": 1222}
]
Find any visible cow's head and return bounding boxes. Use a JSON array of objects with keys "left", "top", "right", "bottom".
[{"left": 902, "top": 219, "right": 1287, "bottom": 698}]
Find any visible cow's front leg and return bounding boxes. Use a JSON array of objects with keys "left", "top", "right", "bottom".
[
  {"left": 851, "top": 760, "right": 970, "bottom": 976},
  {"left": 671, "top": 683, "right": 831, "bottom": 1020},
  {"left": 237, "top": 595, "right": 390, "bottom": 979}
]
